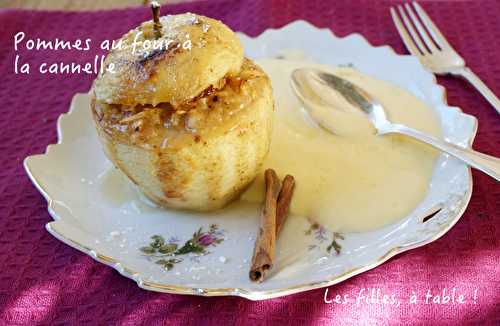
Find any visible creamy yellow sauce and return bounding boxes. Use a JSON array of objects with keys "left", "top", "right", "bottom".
[{"left": 242, "top": 59, "right": 441, "bottom": 233}]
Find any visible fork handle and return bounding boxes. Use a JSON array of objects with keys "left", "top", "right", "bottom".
[
  {"left": 453, "top": 67, "right": 500, "bottom": 115},
  {"left": 385, "top": 124, "right": 500, "bottom": 181}
]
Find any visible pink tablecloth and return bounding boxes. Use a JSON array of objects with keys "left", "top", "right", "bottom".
[{"left": 0, "top": 0, "right": 499, "bottom": 324}]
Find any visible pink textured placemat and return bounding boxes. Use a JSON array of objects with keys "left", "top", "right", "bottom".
[{"left": 0, "top": 0, "right": 499, "bottom": 324}]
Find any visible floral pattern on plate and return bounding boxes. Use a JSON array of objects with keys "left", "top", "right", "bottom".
[
  {"left": 140, "top": 225, "right": 225, "bottom": 271},
  {"left": 305, "top": 219, "right": 344, "bottom": 254}
]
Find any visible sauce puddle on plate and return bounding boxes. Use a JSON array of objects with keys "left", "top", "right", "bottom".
[{"left": 242, "top": 59, "right": 441, "bottom": 233}]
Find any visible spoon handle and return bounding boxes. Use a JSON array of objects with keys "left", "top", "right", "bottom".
[{"left": 386, "top": 124, "right": 500, "bottom": 181}]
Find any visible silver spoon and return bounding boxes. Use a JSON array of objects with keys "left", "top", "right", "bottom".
[{"left": 291, "top": 68, "right": 500, "bottom": 181}]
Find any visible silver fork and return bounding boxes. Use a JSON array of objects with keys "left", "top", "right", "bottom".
[{"left": 391, "top": 1, "right": 500, "bottom": 114}]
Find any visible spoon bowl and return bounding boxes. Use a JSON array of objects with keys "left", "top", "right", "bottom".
[{"left": 291, "top": 68, "right": 390, "bottom": 132}]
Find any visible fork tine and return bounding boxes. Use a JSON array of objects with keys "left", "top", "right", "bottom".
[
  {"left": 412, "top": 2, "right": 452, "bottom": 50},
  {"left": 404, "top": 3, "right": 438, "bottom": 53},
  {"left": 396, "top": 5, "right": 428, "bottom": 55},
  {"left": 390, "top": 7, "right": 421, "bottom": 57}
]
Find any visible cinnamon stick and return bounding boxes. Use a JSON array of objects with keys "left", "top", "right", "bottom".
[
  {"left": 249, "top": 169, "right": 280, "bottom": 282},
  {"left": 276, "top": 175, "right": 295, "bottom": 236},
  {"left": 249, "top": 171, "right": 295, "bottom": 282}
]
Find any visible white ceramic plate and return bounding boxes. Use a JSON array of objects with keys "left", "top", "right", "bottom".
[{"left": 24, "top": 21, "right": 477, "bottom": 300}]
